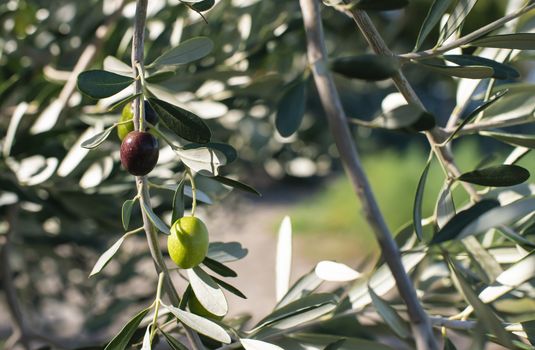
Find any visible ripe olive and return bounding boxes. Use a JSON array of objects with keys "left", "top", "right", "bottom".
[
  {"left": 117, "top": 101, "right": 159, "bottom": 141},
  {"left": 167, "top": 216, "right": 209, "bottom": 269},
  {"left": 120, "top": 131, "right": 159, "bottom": 176}
]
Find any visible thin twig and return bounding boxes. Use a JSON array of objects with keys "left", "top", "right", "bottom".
[
  {"left": 130, "top": 1, "right": 203, "bottom": 348},
  {"left": 399, "top": 3, "right": 535, "bottom": 60},
  {"left": 299, "top": 1, "right": 438, "bottom": 349}
]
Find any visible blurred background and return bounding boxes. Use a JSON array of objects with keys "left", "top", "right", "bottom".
[{"left": 1, "top": 0, "right": 534, "bottom": 346}]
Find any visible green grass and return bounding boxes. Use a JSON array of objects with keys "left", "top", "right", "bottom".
[{"left": 290, "top": 142, "right": 483, "bottom": 260}]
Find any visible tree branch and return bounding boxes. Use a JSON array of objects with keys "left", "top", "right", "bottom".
[
  {"left": 130, "top": 1, "right": 203, "bottom": 348},
  {"left": 298, "top": 1, "right": 438, "bottom": 349}
]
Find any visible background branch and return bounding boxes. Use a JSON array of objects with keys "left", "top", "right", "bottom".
[{"left": 298, "top": 1, "right": 438, "bottom": 349}]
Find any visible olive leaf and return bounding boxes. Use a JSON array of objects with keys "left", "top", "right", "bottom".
[
  {"left": 275, "top": 78, "right": 307, "bottom": 137},
  {"left": 331, "top": 55, "right": 400, "bottom": 81},
  {"left": 121, "top": 198, "right": 136, "bottom": 231},
  {"left": 459, "top": 165, "right": 530, "bottom": 187},
  {"left": 470, "top": 33, "right": 535, "bottom": 50},
  {"left": 104, "top": 308, "right": 151, "bottom": 350},
  {"left": 187, "top": 266, "right": 228, "bottom": 317},
  {"left": 352, "top": 0, "right": 409, "bottom": 11},
  {"left": 149, "top": 37, "right": 214, "bottom": 68},
  {"left": 141, "top": 199, "right": 170, "bottom": 235},
  {"left": 81, "top": 126, "right": 115, "bottom": 149},
  {"left": 77, "top": 70, "right": 134, "bottom": 99}
]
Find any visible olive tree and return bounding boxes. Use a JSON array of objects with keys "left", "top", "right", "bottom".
[{"left": 2, "top": 0, "right": 535, "bottom": 349}]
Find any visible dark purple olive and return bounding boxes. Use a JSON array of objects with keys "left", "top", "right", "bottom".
[
  {"left": 120, "top": 131, "right": 159, "bottom": 176},
  {"left": 144, "top": 100, "right": 159, "bottom": 126}
]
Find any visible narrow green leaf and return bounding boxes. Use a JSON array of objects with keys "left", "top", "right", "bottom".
[
  {"left": 90, "top": 235, "right": 127, "bottom": 277},
  {"left": 160, "top": 329, "right": 189, "bottom": 350},
  {"left": 212, "top": 176, "right": 261, "bottom": 196},
  {"left": 435, "top": 182, "right": 456, "bottom": 229},
  {"left": 414, "top": 0, "right": 453, "bottom": 50},
  {"left": 254, "top": 293, "right": 338, "bottom": 330},
  {"left": 210, "top": 275, "right": 247, "bottom": 299},
  {"left": 148, "top": 98, "right": 211, "bottom": 143},
  {"left": 276, "top": 216, "right": 292, "bottom": 302},
  {"left": 459, "top": 165, "right": 530, "bottom": 187},
  {"left": 291, "top": 333, "right": 394, "bottom": 350},
  {"left": 349, "top": 252, "right": 425, "bottom": 310},
  {"left": 81, "top": 127, "right": 114, "bottom": 149},
  {"left": 77, "top": 70, "right": 134, "bottom": 99},
  {"left": 413, "top": 157, "right": 432, "bottom": 241},
  {"left": 240, "top": 339, "right": 284, "bottom": 350},
  {"left": 458, "top": 197, "right": 535, "bottom": 240},
  {"left": 104, "top": 308, "right": 150, "bottom": 350},
  {"left": 314, "top": 261, "right": 361, "bottom": 282},
  {"left": 141, "top": 199, "right": 170, "bottom": 235},
  {"left": 187, "top": 267, "right": 228, "bottom": 317},
  {"left": 108, "top": 93, "right": 143, "bottom": 112},
  {"left": 121, "top": 199, "right": 135, "bottom": 231},
  {"left": 276, "top": 269, "right": 323, "bottom": 308},
  {"left": 331, "top": 55, "right": 400, "bottom": 81},
  {"left": 443, "top": 55, "right": 519, "bottom": 80},
  {"left": 325, "top": 339, "right": 347, "bottom": 350},
  {"left": 140, "top": 324, "right": 151, "bottom": 350},
  {"left": 431, "top": 200, "right": 500, "bottom": 244},
  {"left": 439, "top": 0, "right": 478, "bottom": 44},
  {"left": 150, "top": 37, "right": 214, "bottom": 67},
  {"left": 447, "top": 257, "right": 515, "bottom": 348},
  {"left": 445, "top": 89, "right": 508, "bottom": 143},
  {"left": 276, "top": 79, "right": 307, "bottom": 137},
  {"left": 191, "top": 0, "right": 216, "bottom": 12},
  {"left": 369, "top": 287, "right": 411, "bottom": 338},
  {"left": 183, "top": 142, "right": 237, "bottom": 164},
  {"left": 164, "top": 304, "right": 231, "bottom": 343},
  {"left": 470, "top": 33, "right": 535, "bottom": 50},
  {"left": 176, "top": 146, "right": 226, "bottom": 176},
  {"left": 172, "top": 178, "right": 186, "bottom": 223},
  {"left": 480, "top": 131, "right": 535, "bottom": 149},
  {"left": 419, "top": 61, "right": 494, "bottom": 79},
  {"left": 353, "top": 0, "right": 409, "bottom": 11},
  {"left": 350, "top": 104, "right": 436, "bottom": 131},
  {"left": 207, "top": 242, "right": 248, "bottom": 263},
  {"left": 202, "top": 257, "right": 238, "bottom": 278}
]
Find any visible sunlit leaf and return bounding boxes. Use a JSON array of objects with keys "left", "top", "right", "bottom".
[
  {"left": 164, "top": 304, "right": 231, "bottom": 343},
  {"left": 276, "top": 216, "right": 292, "bottom": 302},
  {"left": 150, "top": 37, "right": 214, "bottom": 67},
  {"left": 241, "top": 339, "right": 284, "bottom": 350},
  {"left": 187, "top": 266, "right": 228, "bottom": 317},
  {"left": 470, "top": 33, "right": 535, "bottom": 50},
  {"left": 277, "top": 269, "right": 323, "bottom": 308},
  {"left": 176, "top": 146, "right": 226, "bottom": 176},
  {"left": 314, "top": 261, "right": 361, "bottom": 282},
  {"left": 172, "top": 178, "right": 186, "bottom": 223},
  {"left": 207, "top": 242, "right": 248, "bottom": 263}
]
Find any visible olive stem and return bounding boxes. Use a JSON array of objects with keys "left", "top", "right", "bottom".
[
  {"left": 186, "top": 169, "right": 197, "bottom": 216},
  {"left": 150, "top": 272, "right": 165, "bottom": 341}
]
